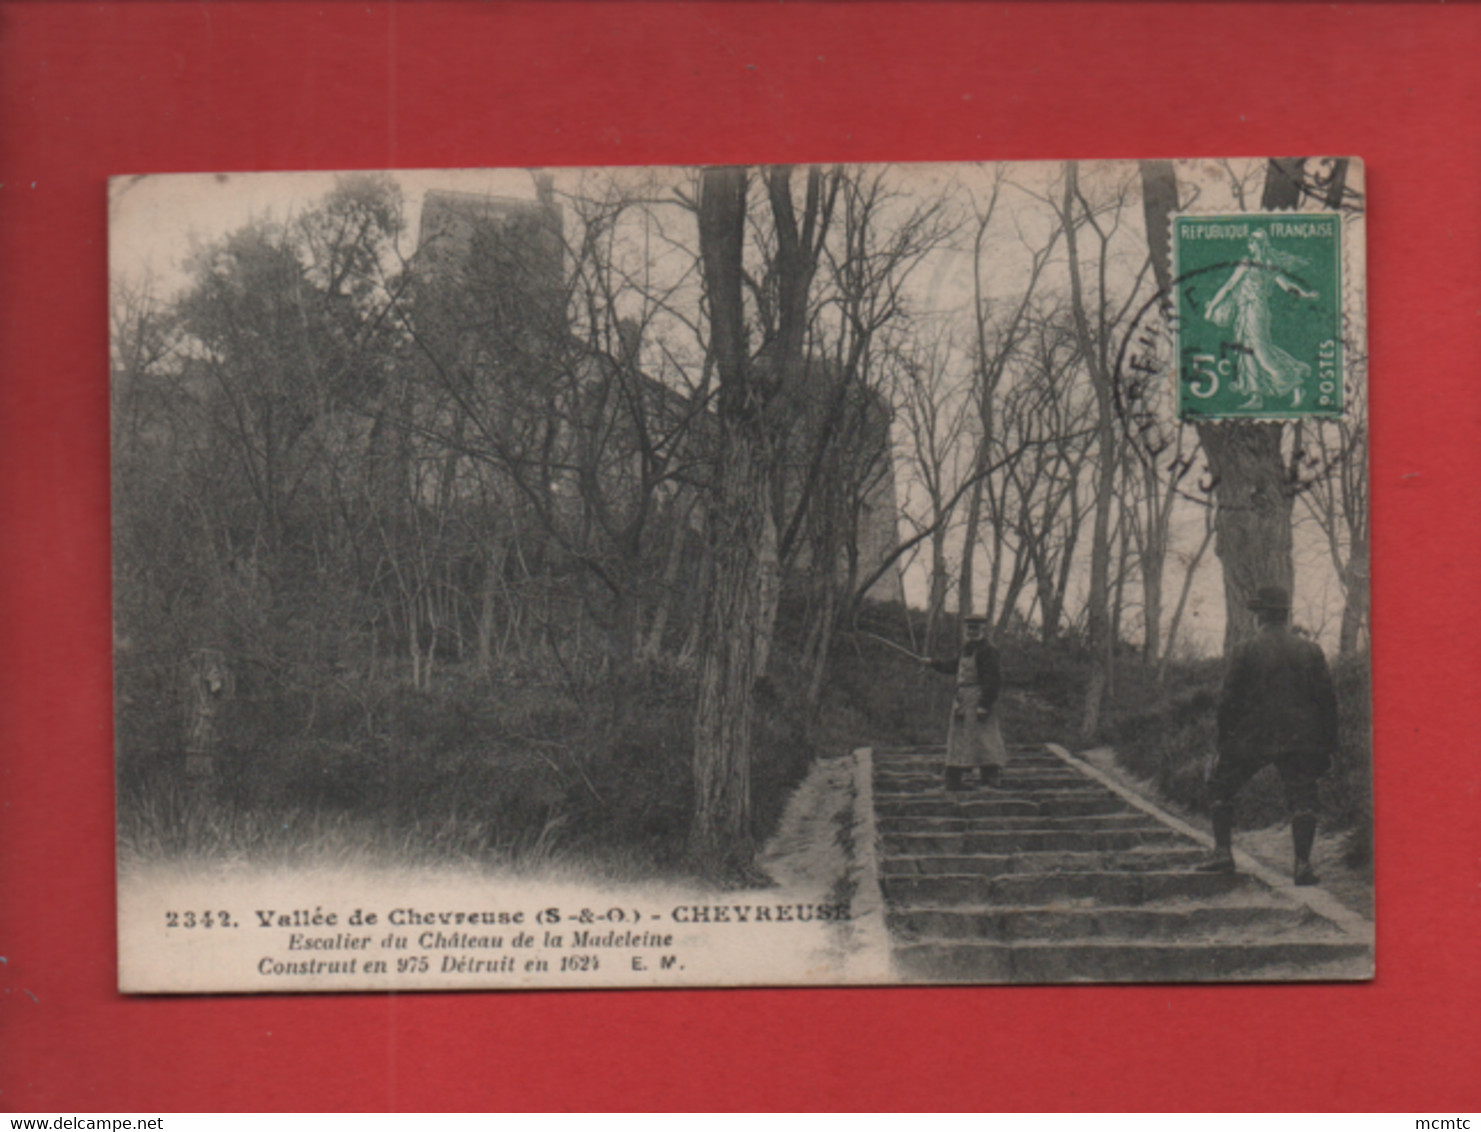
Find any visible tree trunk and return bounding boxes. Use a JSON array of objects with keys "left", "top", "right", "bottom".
[
  {"left": 1159, "top": 518, "right": 1216, "bottom": 684},
  {"left": 1140, "top": 463, "right": 1167, "bottom": 664},
  {"left": 1338, "top": 539, "right": 1369, "bottom": 655},
  {"left": 1141, "top": 547, "right": 1163, "bottom": 664},
  {"left": 689, "top": 166, "right": 767, "bottom": 878},
  {"left": 1031, "top": 539, "right": 1059, "bottom": 644},
  {"left": 996, "top": 533, "right": 1032, "bottom": 639},
  {"left": 476, "top": 541, "right": 506, "bottom": 674},
  {"left": 640, "top": 497, "right": 696, "bottom": 661},
  {"left": 803, "top": 576, "right": 840, "bottom": 708},
  {"left": 958, "top": 463, "right": 983, "bottom": 620},
  {"left": 1140, "top": 158, "right": 1299, "bottom": 654},
  {"left": 1198, "top": 422, "right": 1295, "bottom": 647},
  {"left": 984, "top": 489, "right": 1005, "bottom": 629},
  {"left": 1063, "top": 162, "right": 1118, "bottom": 739},
  {"left": 1110, "top": 518, "right": 1129, "bottom": 660},
  {"left": 752, "top": 508, "right": 781, "bottom": 681},
  {"left": 926, "top": 527, "right": 950, "bottom": 656},
  {"left": 959, "top": 468, "right": 983, "bottom": 619},
  {"left": 690, "top": 428, "right": 769, "bottom": 875}
]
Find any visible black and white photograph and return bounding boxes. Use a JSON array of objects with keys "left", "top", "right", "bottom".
[{"left": 110, "top": 158, "right": 1372, "bottom": 991}]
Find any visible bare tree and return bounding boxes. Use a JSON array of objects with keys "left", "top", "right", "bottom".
[
  {"left": 783, "top": 166, "right": 954, "bottom": 695},
  {"left": 893, "top": 326, "right": 973, "bottom": 653},
  {"left": 1057, "top": 161, "right": 1153, "bottom": 737},
  {"left": 1298, "top": 356, "right": 1369, "bottom": 654},
  {"left": 689, "top": 165, "right": 775, "bottom": 877},
  {"left": 997, "top": 307, "right": 1096, "bottom": 642},
  {"left": 164, "top": 178, "right": 407, "bottom": 682},
  {"left": 396, "top": 172, "right": 714, "bottom": 682},
  {"left": 1118, "top": 420, "right": 1202, "bottom": 664},
  {"left": 1140, "top": 157, "right": 1358, "bottom": 652},
  {"left": 958, "top": 173, "right": 1060, "bottom": 623},
  {"left": 1159, "top": 502, "right": 1217, "bottom": 682}
]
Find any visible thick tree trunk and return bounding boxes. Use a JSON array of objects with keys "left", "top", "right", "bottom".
[
  {"left": 1140, "top": 158, "right": 1300, "bottom": 654},
  {"left": 690, "top": 428, "right": 770, "bottom": 875},
  {"left": 1198, "top": 422, "right": 1295, "bottom": 647},
  {"left": 689, "top": 166, "right": 767, "bottom": 877}
]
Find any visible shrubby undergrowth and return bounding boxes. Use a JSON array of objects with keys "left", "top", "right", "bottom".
[
  {"left": 119, "top": 632, "right": 817, "bottom": 877},
  {"left": 117, "top": 599, "right": 1372, "bottom": 878}
]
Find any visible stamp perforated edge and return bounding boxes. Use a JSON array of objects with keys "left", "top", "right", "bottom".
[{"left": 1165, "top": 173, "right": 1365, "bottom": 426}]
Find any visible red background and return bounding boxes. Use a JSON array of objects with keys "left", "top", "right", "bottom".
[{"left": 1, "top": 1, "right": 1477, "bottom": 1112}]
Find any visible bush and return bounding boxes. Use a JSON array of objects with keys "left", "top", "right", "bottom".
[{"left": 116, "top": 641, "right": 832, "bottom": 877}]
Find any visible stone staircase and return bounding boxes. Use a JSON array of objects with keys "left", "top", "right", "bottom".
[{"left": 872, "top": 745, "right": 1373, "bottom": 983}]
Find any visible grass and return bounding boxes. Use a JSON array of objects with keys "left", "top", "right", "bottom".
[
  {"left": 116, "top": 602, "right": 1372, "bottom": 887},
  {"left": 117, "top": 641, "right": 820, "bottom": 881}
]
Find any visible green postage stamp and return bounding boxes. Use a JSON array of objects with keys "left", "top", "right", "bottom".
[{"left": 1174, "top": 212, "right": 1343, "bottom": 420}]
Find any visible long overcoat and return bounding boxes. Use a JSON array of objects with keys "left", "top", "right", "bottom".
[
  {"left": 1216, "top": 624, "right": 1338, "bottom": 777},
  {"left": 930, "top": 640, "right": 1008, "bottom": 769}
]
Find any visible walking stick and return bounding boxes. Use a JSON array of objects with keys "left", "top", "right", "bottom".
[{"left": 858, "top": 630, "right": 930, "bottom": 664}]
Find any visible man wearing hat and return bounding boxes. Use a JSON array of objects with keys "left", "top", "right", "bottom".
[
  {"left": 1201, "top": 584, "right": 1339, "bottom": 884},
  {"left": 922, "top": 615, "right": 1009, "bottom": 791}
]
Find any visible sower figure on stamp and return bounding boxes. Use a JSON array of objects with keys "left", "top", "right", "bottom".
[
  {"left": 1200, "top": 585, "right": 1338, "bottom": 885},
  {"left": 921, "top": 615, "right": 1009, "bottom": 792}
]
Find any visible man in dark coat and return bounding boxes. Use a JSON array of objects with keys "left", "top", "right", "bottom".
[
  {"left": 1200, "top": 585, "right": 1339, "bottom": 885},
  {"left": 922, "top": 615, "right": 1008, "bottom": 791}
]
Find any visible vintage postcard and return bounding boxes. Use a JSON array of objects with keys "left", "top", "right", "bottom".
[{"left": 111, "top": 158, "right": 1371, "bottom": 991}]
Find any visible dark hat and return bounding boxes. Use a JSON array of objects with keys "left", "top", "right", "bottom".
[
  {"left": 1247, "top": 585, "right": 1291, "bottom": 613},
  {"left": 962, "top": 614, "right": 987, "bottom": 626}
]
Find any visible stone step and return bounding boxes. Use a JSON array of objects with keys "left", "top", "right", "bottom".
[
  {"left": 874, "top": 746, "right": 1043, "bottom": 760},
  {"left": 876, "top": 797, "right": 1045, "bottom": 819},
  {"left": 882, "top": 829, "right": 1179, "bottom": 855},
  {"left": 872, "top": 758, "right": 1084, "bottom": 773},
  {"left": 879, "top": 846, "right": 1212, "bottom": 877},
  {"left": 873, "top": 787, "right": 1114, "bottom": 807},
  {"left": 892, "top": 938, "right": 1374, "bottom": 983},
  {"left": 876, "top": 770, "right": 1088, "bottom": 789},
  {"left": 881, "top": 868, "right": 1257, "bottom": 907},
  {"left": 876, "top": 813, "right": 1158, "bottom": 835},
  {"left": 870, "top": 744, "right": 1371, "bottom": 983},
  {"left": 877, "top": 758, "right": 1062, "bottom": 773},
  {"left": 875, "top": 796, "right": 1129, "bottom": 818},
  {"left": 876, "top": 782, "right": 1101, "bottom": 799},
  {"left": 889, "top": 903, "right": 1334, "bottom": 944}
]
